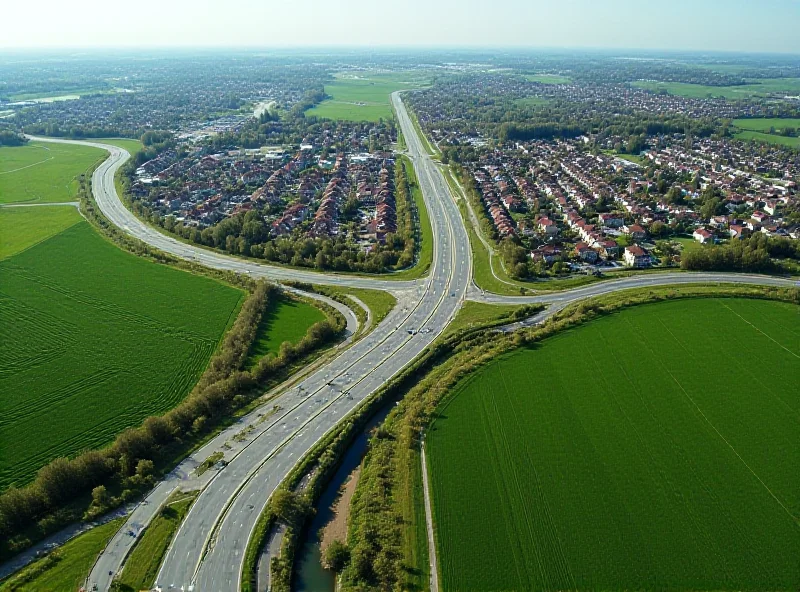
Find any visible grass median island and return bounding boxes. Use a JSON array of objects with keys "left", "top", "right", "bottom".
[
  {"left": 0, "top": 220, "right": 243, "bottom": 490},
  {"left": 0, "top": 141, "right": 107, "bottom": 204},
  {"left": 427, "top": 297, "right": 800, "bottom": 591},
  {"left": 115, "top": 493, "right": 197, "bottom": 591},
  {"left": 244, "top": 297, "right": 326, "bottom": 367},
  {"left": 0, "top": 518, "right": 124, "bottom": 592},
  {"left": 393, "top": 155, "right": 433, "bottom": 279}
]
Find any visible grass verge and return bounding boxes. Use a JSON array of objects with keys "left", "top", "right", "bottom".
[
  {"left": 0, "top": 519, "right": 124, "bottom": 592},
  {"left": 114, "top": 492, "right": 197, "bottom": 591}
]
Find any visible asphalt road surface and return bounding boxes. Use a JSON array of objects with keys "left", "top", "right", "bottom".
[{"left": 26, "top": 94, "right": 797, "bottom": 592}]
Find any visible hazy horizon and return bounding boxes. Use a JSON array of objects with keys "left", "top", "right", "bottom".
[{"left": 3, "top": 0, "right": 799, "bottom": 54}]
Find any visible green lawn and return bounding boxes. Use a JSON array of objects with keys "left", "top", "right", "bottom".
[
  {"left": 116, "top": 494, "right": 196, "bottom": 591},
  {"left": 306, "top": 73, "right": 428, "bottom": 122},
  {"left": 524, "top": 74, "right": 571, "bottom": 84},
  {"left": 0, "top": 142, "right": 107, "bottom": 204},
  {"left": 734, "top": 130, "right": 800, "bottom": 148},
  {"left": 0, "top": 222, "right": 243, "bottom": 489},
  {"left": 244, "top": 296, "right": 325, "bottom": 367},
  {"left": 673, "top": 235, "right": 705, "bottom": 253},
  {"left": 428, "top": 298, "right": 800, "bottom": 591},
  {"left": 442, "top": 301, "right": 530, "bottom": 340},
  {"left": 633, "top": 78, "right": 800, "bottom": 100},
  {"left": 0, "top": 205, "right": 82, "bottom": 260},
  {"left": 340, "top": 287, "right": 397, "bottom": 326},
  {"left": 0, "top": 519, "right": 123, "bottom": 591}
]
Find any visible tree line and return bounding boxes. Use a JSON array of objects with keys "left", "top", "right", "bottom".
[{"left": 681, "top": 233, "right": 800, "bottom": 273}]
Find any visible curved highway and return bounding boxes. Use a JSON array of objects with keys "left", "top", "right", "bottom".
[
  {"left": 27, "top": 94, "right": 797, "bottom": 592},
  {"left": 27, "top": 134, "right": 419, "bottom": 293}
]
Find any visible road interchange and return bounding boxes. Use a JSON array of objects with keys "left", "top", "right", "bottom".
[{"left": 25, "top": 92, "right": 798, "bottom": 591}]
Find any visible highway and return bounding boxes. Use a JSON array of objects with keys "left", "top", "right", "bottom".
[
  {"left": 49, "top": 92, "right": 471, "bottom": 591},
  {"left": 151, "top": 91, "right": 473, "bottom": 592},
  {"left": 27, "top": 94, "right": 797, "bottom": 592}
]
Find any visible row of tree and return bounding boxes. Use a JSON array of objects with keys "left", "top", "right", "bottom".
[{"left": 681, "top": 233, "right": 800, "bottom": 273}]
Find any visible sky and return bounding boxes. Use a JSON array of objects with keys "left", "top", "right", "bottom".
[{"left": 2, "top": 0, "right": 799, "bottom": 53}]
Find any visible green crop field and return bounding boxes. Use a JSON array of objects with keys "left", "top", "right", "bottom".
[
  {"left": 244, "top": 297, "right": 326, "bottom": 367},
  {"left": 733, "top": 118, "right": 800, "bottom": 132},
  {"left": 0, "top": 205, "right": 82, "bottom": 259},
  {"left": 634, "top": 78, "right": 800, "bottom": 100},
  {"left": 0, "top": 518, "right": 123, "bottom": 591},
  {"left": 306, "top": 73, "right": 428, "bottom": 122},
  {"left": 0, "top": 221, "right": 243, "bottom": 490},
  {"left": 734, "top": 130, "right": 800, "bottom": 148},
  {"left": 524, "top": 74, "right": 571, "bottom": 84},
  {"left": 427, "top": 298, "right": 800, "bottom": 591},
  {"left": 0, "top": 142, "right": 107, "bottom": 204}
]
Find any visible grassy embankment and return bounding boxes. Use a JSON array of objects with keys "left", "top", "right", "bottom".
[
  {"left": 0, "top": 519, "right": 124, "bottom": 592},
  {"left": 390, "top": 154, "right": 433, "bottom": 280}
]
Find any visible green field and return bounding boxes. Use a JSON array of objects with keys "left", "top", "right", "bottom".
[
  {"left": 524, "top": 74, "right": 571, "bottom": 84},
  {"left": 0, "top": 220, "right": 243, "bottom": 489},
  {"left": 427, "top": 298, "right": 800, "bottom": 591},
  {"left": 634, "top": 78, "right": 800, "bottom": 100},
  {"left": 733, "top": 118, "right": 800, "bottom": 132},
  {"left": 734, "top": 129, "right": 800, "bottom": 148},
  {"left": 0, "top": 205, "right": 82, "bottom": 259},
  {"left": 0, "top": 518, "right": 123, "bottom": 591},
  {"left": 306, "top": 73, "right": 428, "bottom": 122},
  {"left": 0, "top": 142, "right": 106, "bottom": 204},
  {"left": 116, "top": 493, "right": 195, "bottom": 591},
  {"left": 244, "top": 297, "right": 326, "bottom": 366}
]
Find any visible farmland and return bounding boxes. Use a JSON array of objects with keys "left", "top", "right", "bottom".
[
  {"left": 306, "top": 73, "right": 428, "bottom": 122},
  {"left": 734, "top": 130, "right": 800, "bottom": 148},
  {"left": 524, "top": 74, "right": 571, "bottom": 84},
  {"left": 427, "top": 298, "right": 800, "bottom": 591},
  {"left": 0, "top": 220, "right": 243, "bottom": 489},
  {"left": 0, "top": 141, "right": 106, "bottom": 204},
  {"left": 0, "top": 205, "right": 82, "bottom": 259},
  {"left": 633, "top": 78, "right": 800, "bottom": 99},
  {"left": 733, "top": 118, "right": 800, "bottom": 132},
  {"left": 244, "top": 297, "right": 326, "bottom": 367}
]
